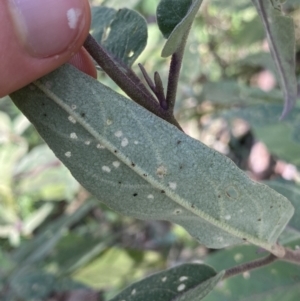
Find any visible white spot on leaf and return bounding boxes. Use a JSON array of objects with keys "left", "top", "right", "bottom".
[
  {"left": 243, "top": 272, "right": 250, "bottom": 279},
  {"left": 225, "top": 215, "right": 231, "bottom": 220},
  {"left": 71, "top": 104, "right": 77, "bottom": 110},
  {"left": 102, "top": 166, "right": 111, "bottom": 173},
  {"left": 234, "top": 253, "right": 243, "bottom": 262},
  {"left": 121, "top": 138, "right": 129, "bottom": 147},
  {"left": 161, "top": 276, "right": 167, "bottom": 282},
  {"left": 97, "top": 143, "right": 105, "bottom": 149},
  {"left": 114, "top": 131, "right": 123, "bottom": 138},
  {"left": 113, "top": 161, "right": 120, "bottom": 168},
  {"left": 85, "top": 140, "right": 91, "bottom": 145},
  {"left": 134, "top": 141, "right": 139, "bottom": 145},
  {"left": 169, "top": 182, "right": 177, "bottom": 190},
  {"left": 68, "top": 116, "right": 76, "bottom": 124},
  {"left": 147, "top": 194, "right": 154, "bottom": 199},
  {"left": 70, "top": 133, "right": 78, "bottom": 139},
  {"left": 106, "top": 119, "right": 113, "bottom": 125},
  {"left": 131, "top": 289, "right": 136, "bottom": 295},
  {"left": 156, "top": 165, "right": 167, "bottom": 178},
  {"left": 65, "top": 151, "right": 71, "bottom": 157},
  {"left": 177, "top": 284, "right": 186, "bottom": 292},
  {"left": 67, "top": 8, "right": 82, "bottom": 29},
  {"left": 179, "top": 276, "right": 188, "bottom": 282}
]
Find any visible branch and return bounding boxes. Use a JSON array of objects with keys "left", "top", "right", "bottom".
[
  {"left": 223, "top": 253, "right": 278, "bottom": 280},
  {"left": 165, "top": 32, "right": 189, "bottom": 113},
  {"left": 84, "top": 34, "right": 182, "bottom": 130},
  {"left": 281, "top": 248, "right": 300, "bottom": 265}
]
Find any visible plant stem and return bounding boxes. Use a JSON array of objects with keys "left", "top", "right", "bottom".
[
  {"left": 165, "top": 32, "right": 189, "bottom": 113},
  {"left": 84, "top": 34, "right": 182, "bottom": 130},
  {"left": 282, "top": 248, "right": 300, "bottom": 265},
  {"left": 223, "top": 253, "right": 278, "bottom": 280}
]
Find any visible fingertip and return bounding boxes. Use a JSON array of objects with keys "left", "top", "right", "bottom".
[{"left": 0, "top": 0, "right": 92, "bottom": 97}]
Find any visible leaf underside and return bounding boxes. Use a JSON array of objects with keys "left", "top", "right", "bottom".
[
  {"left": 10, "top": 65, "right": 294, "bottom": 255},
  {"left": 251, "top": 0, "right": 297, "bottom": 117},
  {"left": 157, "top": 0, "right": 204, "bottom": 57},
  {"left": 109, "top": 263, "right": 223, "bottom": 301}
]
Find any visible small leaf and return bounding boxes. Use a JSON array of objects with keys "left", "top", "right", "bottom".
[
  {"left": 157, "top": 0, "right": 204, "bottom": 57},
  {"left": 10, "top": 65, "right": 294, "bottom": 256},
  {"left": 91, "top": 6, "right": 148, "bottom": 67},
  {"left": 109, "top": 263, "right": 223, "bottom": 301},
  {"left": 204, "top": 245, "right": 300, "bottom": 301},
  {"left": 157, "top": 0, "right": 193, "bottom": 38},
  {"left": 251, "top": 0, "right": 297, "bottom": 117}
]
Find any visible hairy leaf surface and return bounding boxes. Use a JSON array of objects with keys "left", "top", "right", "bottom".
[
  {"left": 157, "top": 0, "right": 204, "bottom": 57},
  {"left": 251, "top": 0, "right": 297, "bottom": 117},
  {"left": 109, "top": 263, "right": 223, "bottom": 301},
  {"left": 91, "top": 6, "right": 147, "bottom": 66},
  {"left": 11, "top": 65, "right": 294, "bottom": 255}
]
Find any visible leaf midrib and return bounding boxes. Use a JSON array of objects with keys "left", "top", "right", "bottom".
[{"left": 33, "top": 80, "right": 281, "bottom": 255}]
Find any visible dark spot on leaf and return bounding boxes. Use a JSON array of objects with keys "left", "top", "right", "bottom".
[
  {"left": 118, "top": 181, "right": 122, "bottom": 184},
  {"left": 177, "top": 140, "right": 182, "bottom": 145},
  {"left": 114, "top": 150, "right": 118, "bottom": 153},
  {"left": 133, "top": 193, "right": 138, "bottom": 197},
  {"left": 270, "top": 206, "right": 273, "bottom": 209},
  {"left": 191, "top": 204, "right": 195, "bottom": 208},
  {"left": 43, "top": 113, "right": 47, "bottom": 117},
  {"left": 131, "top": 162, "right": 135, "bottom": 167},
  {"left": 218, "top": 195, "right": 221, "bottom": 198},
  {"left": 258, "top": 218, "right": 261, "bottom": 221},
  {"left": 161, "top": 190, "right": 165, "bottom": 194},
  {"left": 226, "top": 192, "right": 231, "bottom": 197},
  {"left": 242, "top": 238, "right": 247, "bottom": 241},
  {"left": 81, "top": 112, "right": 86, "bottom": 117},
  {"left": 143, "top": 174, "right": 147, "bottom": 177},
  {"left": 179, "top": 165, "right": 183, "bottom": 170}
]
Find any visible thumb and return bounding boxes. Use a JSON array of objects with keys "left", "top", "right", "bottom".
[{"left": 1, "top": 0, "right": 95, "bottom": 98}]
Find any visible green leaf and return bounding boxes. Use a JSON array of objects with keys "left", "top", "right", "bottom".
[
  {"left": 11, "top": 200, "right": 95, "bottom": 265},
  {"left": 204, "top": 245, "right": 300, "bottom": 301},
  {"left": 9, "top": 266, "right": 86, "bottom": 300},
  {"left": 250, "top": 0, "right": 297, "bottom": 117},
  {"left": 109, "top": 263, "right": 223, "bottom": 301},
  {"left": 157, "top": 0, "right": 193, "bottom": 38},
  {"left": 157, "top": 0, "right": 204, "bottom": 57},
  {"left": 223, "top": 103, "right": 300, "bottom": 167},
  {"left": 91, "top": 6, "right": 148, "bottom": 67},
  {"left": 10, "top": 65, "right": 294, "bottom": 256}
]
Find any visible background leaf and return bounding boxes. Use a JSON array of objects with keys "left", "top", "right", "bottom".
[
  {"left": 109, "top": 263, "right": 223, "bottom": 301},
  {"left": 10, "top": 64, "right": 294, "bottom": 255},
  {"left": 91, "top": 6, "right": 148, "bottom": 67},
  {"left": 251, "top": 0, "right": 298, "bottom": 117},
  {"left": 223, "top": 103, "right": 300, "bottom": 167},
  {"left": 204, "top": 245, "right": 300, "bottom": 301},
  {"left": 158, "top": 0, "right": 204, "bottom": 57}
]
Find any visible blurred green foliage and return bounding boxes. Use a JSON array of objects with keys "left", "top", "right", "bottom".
[{"left": 1, "top": 0, "right": 300, "bottom": 300}]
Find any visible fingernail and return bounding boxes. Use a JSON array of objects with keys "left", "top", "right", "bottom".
[{"left": 8, "top": 0, "right": 87, "bottom": 58}]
